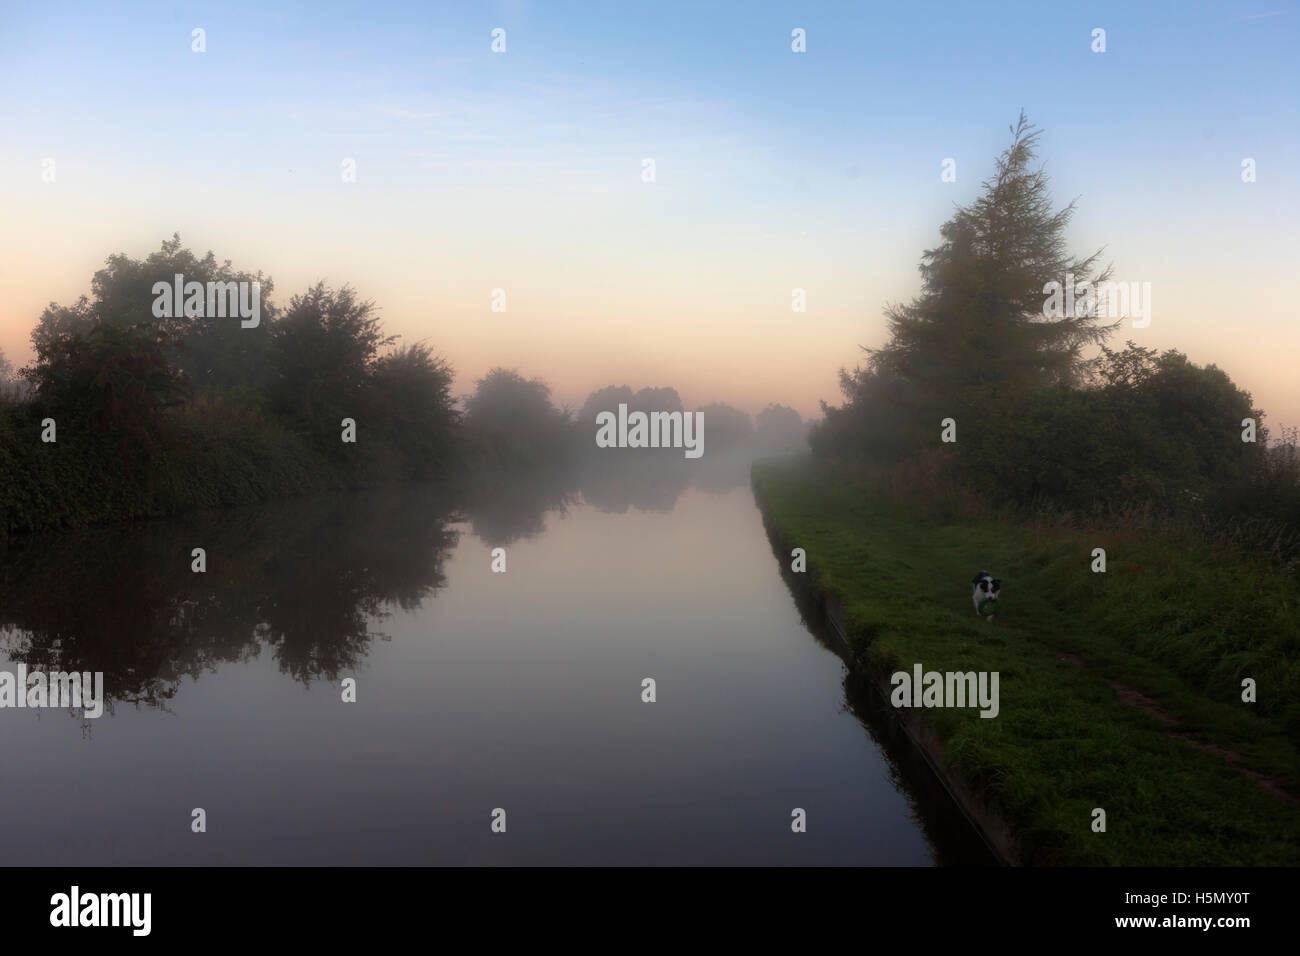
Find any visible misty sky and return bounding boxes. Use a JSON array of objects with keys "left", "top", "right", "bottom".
[{"left": 1, "top": 0, "right": 1296, "bottom": 426}]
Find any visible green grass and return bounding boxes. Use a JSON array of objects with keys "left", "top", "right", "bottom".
[{"left": 752, "top": 456, "right": 1300, "bottom": 865}]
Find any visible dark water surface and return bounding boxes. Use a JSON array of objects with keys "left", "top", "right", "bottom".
[{"left": 0, "top": 461, "right": 992, "bottom": 864}]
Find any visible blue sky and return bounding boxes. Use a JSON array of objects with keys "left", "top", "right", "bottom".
[{"left": 2, "top": 0, "right": 1296, "bottom": 423}]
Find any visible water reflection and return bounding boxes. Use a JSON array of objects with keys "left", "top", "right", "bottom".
[
  {"left": 757, "top": 495, "right": 999, "bottom": 865},
  {"left": 0, "top": 454, "right": 757, "bottom": 711},
  {"left": 458, "top": 464, "right": 580, "bottom": 547},
  {"left": 0, "top": 463, "right": 987, "bottom": 864},
  {"left": 0, "top": 486, "right": 459, "bottom": 706}
]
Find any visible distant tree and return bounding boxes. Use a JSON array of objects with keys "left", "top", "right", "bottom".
[
  {"left": 30, "top": 295, "right": 97, "bottom": 364},
  {"left": 22, "top": 321, "right": 188, "bottom": 453},
  {"left": 269, "top": 283, "right": 393, "bottom": 452},
  {"left": 579, "top": 385, "right": 637, "bottom": 423},
  {"left": 365, "top": 343, "right": 458, "bottom": 478},
  {"left": 838, "top": 113, "right": 1117, "bottom": 453},
  {"left": 965, "top": 346, "right": 1264, "bottom": 508},
  {"left": 697, "top": 402, "right": 752, "bottom": 452},
  {"left": 463, "top": 368, "right": 574, "bottom": 471},
  {"left": 0, "top": 345, "right": 28, "bottom": 402},
  {"left": 631, "top": 386, "right": 683, "bottom": 414},
  {"left": 1089, "top": 340, "right": 1160, "bottom": 390},
  {"left": 464, "top": 368, "right": 562, "bottom": 429},
  {"left": 1125, "top": 350, "right": 1263, "bottom": 491},
  {"left": 579, "top": 385, "right": 684, "bottom": 421},
  {"left": 30, "top": 234, "right": 275, "bottom": 395},
  {"left": 755, "top": 403, "right": 805, "bottom": 452}
]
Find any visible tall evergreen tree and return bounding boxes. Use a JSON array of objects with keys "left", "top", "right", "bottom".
[{"left": 864, "top": 112, "right": 1118, "bottom": 436}]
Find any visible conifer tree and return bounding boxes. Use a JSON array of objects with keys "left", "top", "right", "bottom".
[{"left": 865, "top": 112, "right": 1118, "bottom": 435}]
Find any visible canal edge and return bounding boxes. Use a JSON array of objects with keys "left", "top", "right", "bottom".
[{"left": 750, "top": 475, "right": 1023, "bottom": 867}]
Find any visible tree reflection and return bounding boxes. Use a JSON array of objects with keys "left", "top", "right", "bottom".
[
  {"left": 457, "top": 464, "right": 580, "bottom": 547},
  {"left": 0, "top": 485, "right": 458, "bottom": 705},
  {"left": 578, "top": 452, "right": 695, "bottom": 514}
]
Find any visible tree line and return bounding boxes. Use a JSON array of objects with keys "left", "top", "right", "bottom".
[
  {"left": 0, "top": 243, "right": 808, "bottom": 537},
  {"left": 809, "top": 113, "right": 1299, "bottom": 551}
]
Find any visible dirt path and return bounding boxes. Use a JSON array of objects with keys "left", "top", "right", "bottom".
[{"left": 1057, "top": 651, "right": 1298, "bottom": 805}]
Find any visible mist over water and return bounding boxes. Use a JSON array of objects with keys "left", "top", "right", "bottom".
[{"left": 0, "top": 460, "right": 988, "bottom": 865}]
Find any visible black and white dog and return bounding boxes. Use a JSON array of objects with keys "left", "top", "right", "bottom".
[{"left": 972, "top": 571, "right": 1001, "bottom": 621}]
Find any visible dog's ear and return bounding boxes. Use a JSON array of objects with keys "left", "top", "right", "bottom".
[
  {"left": 972, "top": 572, "right": 987, "bottom": 585},
  {"left": 992, "top": 579, "right": 1002, "bottom": 590}
]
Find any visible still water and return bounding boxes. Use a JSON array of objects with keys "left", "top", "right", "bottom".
[{"left": 0, "top": 457, "right": 991, "bottom": 865}]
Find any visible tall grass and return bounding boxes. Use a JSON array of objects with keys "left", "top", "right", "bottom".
[
  {"left": 753, "top": 457, "right": 1300, "bottom": 864},
  {"left": 870, "top": 446, "right": 1300, "bottom": 739},
  {"left": 876, "top": 435, "right": 1300, "bottom": 568}
]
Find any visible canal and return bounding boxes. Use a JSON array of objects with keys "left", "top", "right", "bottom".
[{"left": 0, "top": 459, "right": 992, "bottom": 864}]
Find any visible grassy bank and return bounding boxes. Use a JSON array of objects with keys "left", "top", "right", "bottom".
[{"left": 752, "top": 456, "right": 1300, "bottom": 865}]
